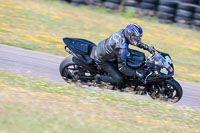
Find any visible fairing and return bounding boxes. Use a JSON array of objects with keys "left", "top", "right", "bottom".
[
  {"left": 126, "top": 49, "right": 145, "bottom": 68},
  {"left": 151, "top": 51, "right": 174, "bottom": 77}
]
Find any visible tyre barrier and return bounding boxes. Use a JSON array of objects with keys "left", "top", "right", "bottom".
[
  {"left": 85, "top": 0, "right": 100, "bottom": 5},
  {"left": 104, "top": 2, "right": 120, "bottom": 9},
  {"left": 61, "top": 0, "right": 200, "bottom": 30},
  {"left": 193, "top": 6, "right": 200, "bottom": 30},
  {"left": 175, "top": 3, "right": 195, "bottom": 27},
  {"left": 139, "top": 0, "right": 158, "bottom": 16},
  {"left": 70, "top": 0, "right": 85, "bottom": 6},
  {"left": 180, "top": 0, "right": 199, "bottom": 4},
  {"left": 157, "top": 0, "right": 177, "bottom": 23},
  {"left": 69, "top": 0, "right": 102, "bottom": 6},
  {"left": 103, "top": 0, "right": 121, "bottom": 10},
  {"left": 123, "top": 0, "right": 140, "bottom": 11}
]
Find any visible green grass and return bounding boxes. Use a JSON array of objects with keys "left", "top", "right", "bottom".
[
  {"left": 0, "top": 71, "right": 200, "bottom": 133},
  {"left": 0, "top": 0, "right": 200, "bottom": 83}
]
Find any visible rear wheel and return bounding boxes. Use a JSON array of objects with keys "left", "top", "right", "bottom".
[
  {"left": 59, "top": 56, "right": 94, "bottom": 84},
  {"left": 148, "top": 78, "right": 183, "bottom": 103}
]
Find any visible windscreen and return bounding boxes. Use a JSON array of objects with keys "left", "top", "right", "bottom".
[{"left": 152, "top": 52, "right": 171, "bottom": 70}]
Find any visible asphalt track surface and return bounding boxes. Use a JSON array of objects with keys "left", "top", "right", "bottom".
[{"left": 0, "top": 44, "right": 200, "bottom": 108}]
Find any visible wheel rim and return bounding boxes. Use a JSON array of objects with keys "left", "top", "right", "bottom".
[
  {"left": 149, "top": 82, "right": 180, "bottom": 103},
  {"left": 62, "top": 64, "right": 93, "bottom": 83}
]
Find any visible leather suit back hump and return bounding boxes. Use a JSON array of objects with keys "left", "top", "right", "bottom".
[{"left": 95, "top": 29, "right": 126, "bottom": 64}]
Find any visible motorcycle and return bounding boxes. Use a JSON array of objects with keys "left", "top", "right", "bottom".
[{"left": 59, "top": 37, "right": 183, "bottom": 103}]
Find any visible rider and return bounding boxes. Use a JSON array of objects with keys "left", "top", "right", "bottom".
[{"left": 94, "top": 23, "right": 154, "bottom": 85}]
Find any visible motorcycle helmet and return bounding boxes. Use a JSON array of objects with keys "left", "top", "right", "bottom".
[{"left": 124, "top": 23, "right": 143, "bottom": 45}]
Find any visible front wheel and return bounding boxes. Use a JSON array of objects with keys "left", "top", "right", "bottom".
[{"left": 148, "top": 78, "right": 183, "bottom": 103}]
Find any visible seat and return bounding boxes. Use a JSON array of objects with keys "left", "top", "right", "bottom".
[{"left": 63, "top": 37, "right": 96, "bottom": 64}]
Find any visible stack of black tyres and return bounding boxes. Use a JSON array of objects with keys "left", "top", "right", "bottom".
[
  {"left": 123, "top": 0, "right": 139, "bottom": 11},
  {"left": 157, "top": 0, "right": 177, "bottom": 23},
  {"left": 104, "top": 0, "right": 121, "bottom": 10},
  {"left": 99, "top": 0, "right": 106, "bottom": 7},
  {"left": 193, "top": 6, "right": 200, "bottom": 30},
  {"left": 140, "top": 0, "right": 158, "bottom": 16},
  {"left": 71, "top": 0, "right": 85, "bottom": 6},
  {"left": 85, "top": 0, "right": 100, "bottom": 5},
  {"left": 180, "top": 0, "right": 199, "bottom": 4},
  {"left": 175, "top": 2, "right": 195, "bottom": 27},
  {"left": 60, "top": 0, "right": 71, "bottom": 2}
]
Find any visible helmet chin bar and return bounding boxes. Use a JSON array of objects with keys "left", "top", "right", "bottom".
[
  {"left": 133, "top": 40, "right": 138, "bottom": 45},
  {"left": 128, "top": 35, "right": 139, "bottom": 45}
]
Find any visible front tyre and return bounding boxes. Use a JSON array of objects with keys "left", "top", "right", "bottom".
[{"left": 148, "top": 78, "right": 183, "bottom": 103}]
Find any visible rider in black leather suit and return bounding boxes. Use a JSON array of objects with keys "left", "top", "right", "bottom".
[{"left": 94, "top": 23, "right": 154, "bottom": 85}]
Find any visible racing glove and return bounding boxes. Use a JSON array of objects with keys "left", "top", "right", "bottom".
[
  {"left": 148, "top": 46, "right": 155, "bottom": 54},
  {"left": 137, "top": 42, "right": 155, "bottom": 54}
]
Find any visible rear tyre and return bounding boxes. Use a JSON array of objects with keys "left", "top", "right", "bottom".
[
  {"left": 158, "top": 5, "right": 176, "bottom": 14},
  {"left": 194, "top": 13, "right": 200, "bottom": 20},
  {"left": 175, "top": 16, "right": 192, "bottom": 24},
  {"left": 176, "top": 9, "right": 193, "bottom": 18},
  {"left": 105, "top": 0, "right": 121, "bottom": 4},
  {"left": 142, "top": 0, "right": 158, "bottom": 4},
  {"left": 104, "top": 2, "right": 119, "bottom": 9},
  {"left": 178, "top": 3, "right": 195, "bottom": 12},
  {"left": 159, "top": 0, "right": 177, "bottom": 8},
  {"left": 59, "top": 56, "right": 94, "bottom": 83},
  {"left": 140, "top": 2, "right": 157, "bottom": 10},
  {"left": 158, "top": 18, "right": 173, "bottom": 24},
  {"left": 180, "top": 0, "right": 199, "bottom": 4},
  {"left": 193, "top": 20, "right": 200, "bottom": 26},
  {"left": 124, "top": 0, "right": 138, "bottom": 6},
  {"left": 195, "top": 6, "right": 200, "bottom": 13},
  {"left": 157, "top": 11, "right": 174, "bottom": 19}
]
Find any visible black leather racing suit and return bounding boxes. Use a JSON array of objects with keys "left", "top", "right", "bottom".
[{"left": 94, "top": 29, "right": 150, "bottom": 84}]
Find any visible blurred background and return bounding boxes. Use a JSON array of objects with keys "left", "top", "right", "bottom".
[{"left": 62, "top": 0, "right": 200, "bottom": 29}]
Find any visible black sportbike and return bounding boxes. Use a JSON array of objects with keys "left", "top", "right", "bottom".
[{"left": 59, "top": 37, "right": 183, "bottom": 103}]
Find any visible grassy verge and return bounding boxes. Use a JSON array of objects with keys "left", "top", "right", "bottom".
[
  {"left": 0, "top": 0, "right": 200, "bottom": 83},
  {"left": 0, "top": 71, "right": 200, "bottom": 133}
]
